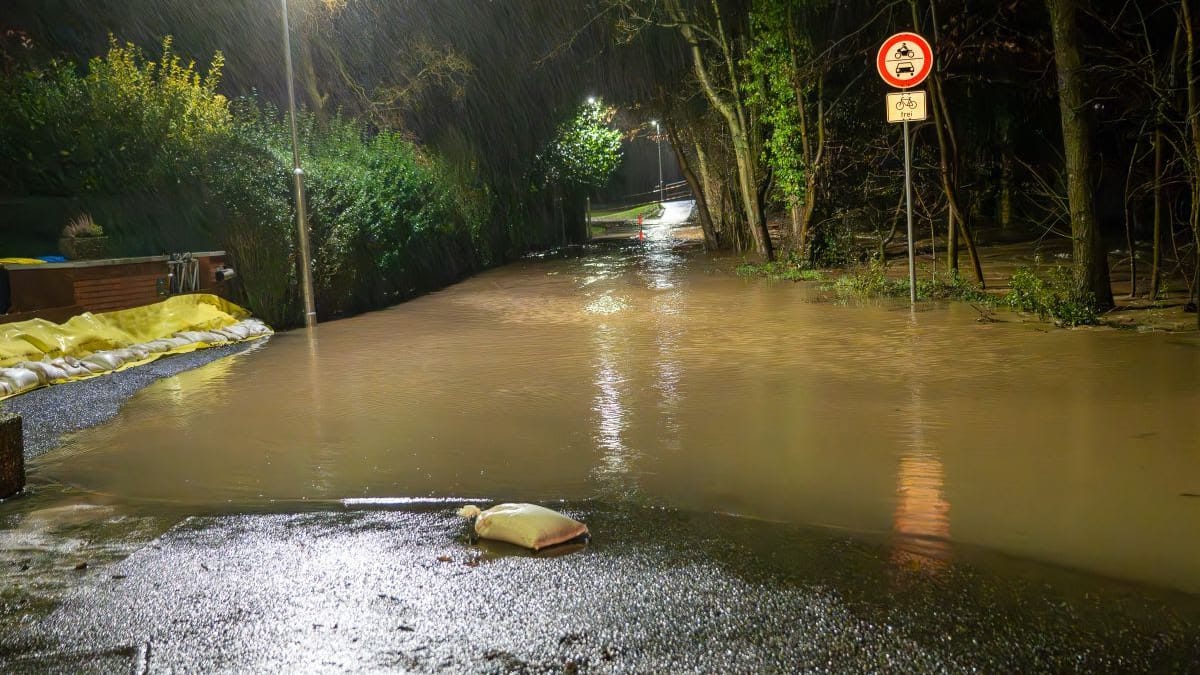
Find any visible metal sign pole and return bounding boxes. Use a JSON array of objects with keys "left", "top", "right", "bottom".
[
  {"left": 903, "top": 119, "right": 916, "bottom": 305},
  {"left": 878, "top": 31, "right": 931, "bottom": 307}
]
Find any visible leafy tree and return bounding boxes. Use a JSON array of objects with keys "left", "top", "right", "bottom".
[
  {"left": 539, "top": 97, "right": 623, "bottom": 189},
  {"left": 744, "top": 0, "right": 828, "bottom": 254}
]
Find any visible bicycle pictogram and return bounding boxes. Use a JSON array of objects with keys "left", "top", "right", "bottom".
[{"left": 895, "top": 94, "right": 917, "bottom": 110}]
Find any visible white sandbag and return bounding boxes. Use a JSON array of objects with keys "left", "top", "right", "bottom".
[
  {"left": 240, "top": 319, "right": 271, "bottom": 336},
  {"left": 15, "top": 363, "right": 45, "bottom": 383},
  {"left": 19, "top": 361, "right": 69, "bottom": 383},
  {"left": 174, "top": 331, "right": 206, "bottom": 344},
  {"left": 140, "top": 339, "right": 175, "bottom": 353},
  {"left": 106, "top": 348, "right": 135, "bottom": 362},
  {"left": 196, "top": 331, "right": 228, "bottom": 344},
  {"left": 82, "top": 352, "right": 125, "bottom": 372},
  {"left": 49, "top": 357, "right": 89, "bottom": 377},
  {"left": 0, "top": 367, "right": 41, "bottom": 393},
  {"left": 78, "top": 358, "right": 109, "bottom": 374},
  {"left": 0, "top": 380, "right": 12, "bottom": 396},
  {"left": 109, "top": 346, "right": 148, "bottom": 362},
  {"left": 163, "top": 336, "right": 193, "bottom": 349},
  {"left": 458, "top": 503, "right": 588, "bottom": 551},
  {"left": 217, "top": 324, "right": 250, "bottom": 340}
]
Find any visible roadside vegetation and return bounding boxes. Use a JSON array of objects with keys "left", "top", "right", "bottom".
[
  {"left": 0, "top": 37, "right": 621, "bottom": 327},
  {"left": 739, "top": 255, "right": 1099, "bottom": 327}
]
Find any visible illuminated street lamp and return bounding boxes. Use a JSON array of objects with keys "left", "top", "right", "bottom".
[
  {"left": 280, "top": 0, "right": 317, "bottom": 328},
  {"left": 652, "top": 120, "right": 663, "bottom": 203}
]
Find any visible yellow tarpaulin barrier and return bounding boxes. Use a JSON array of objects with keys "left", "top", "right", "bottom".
[
  {"left": 0, "top": 294, "right": 271, "bottom": 400},
  {"left": 0, "top": 258, "right": 48, "bottom": 265}
]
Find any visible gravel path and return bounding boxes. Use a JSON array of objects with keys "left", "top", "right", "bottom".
[{"left": 1, "top": 340, "right": 266, "bottom": 459}]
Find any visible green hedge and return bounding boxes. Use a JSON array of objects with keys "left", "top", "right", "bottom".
[{"left": 1, "top": 38, "right": 492, "bottom": 329}]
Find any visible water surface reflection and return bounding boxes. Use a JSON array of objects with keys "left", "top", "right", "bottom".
[{"left": 31, "top": 236, "right": 1200, "bottom": 593}]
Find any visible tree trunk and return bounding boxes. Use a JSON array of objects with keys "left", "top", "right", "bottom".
[
  {"left": 911, "top": 0, "right": 985, "bottom": 286},
  {"left": 999, "top": 118, "right": 1013, "bottom": 230},
  {"left": 1150, "top": 127, "right": 1163, "bottom": 300},
  {"left": 790, "top": 201, "right": 804, "bottom": 250},
  {"left": 670, "top": 127, "right": 720, "bottom": 249},
  {"left": 668, "top": 0, "right": 774, "bottom": 260},
  {"left": 1182, "top": 0, "right": 1200, "bottom": 325},
  {"left": 694, "top": 140, "right": 723, "bottom": 240},
  {"left": 788, "top": 19, "right": 824, "bottom": 256},
  {"left": 1046, "top": 0, "right": 1115, "bottom": 310}
]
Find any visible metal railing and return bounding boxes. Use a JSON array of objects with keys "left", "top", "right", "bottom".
[{"left": 593, "top": 180, "right": 692, "bottom": 211}]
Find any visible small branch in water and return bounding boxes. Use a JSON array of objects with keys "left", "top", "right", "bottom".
[{"left": 969, "top": 303, "right": 999, "bottom": 323}]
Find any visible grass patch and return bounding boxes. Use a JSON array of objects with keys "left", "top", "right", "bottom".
[
  {"left": 591, "top": 201, "right": 664, "bottom": 222},
  {"left": 829, "top": 258, "right": 1097, "bottom": 327},
  {"left": 830, "top": 260, "right": 908, "bottom": 298},
  {"left": 736, "top": 258, "right": 823, "bottom": 282},
  {"left": 830, "top": 260, "right": 997, "bottom": 304}
]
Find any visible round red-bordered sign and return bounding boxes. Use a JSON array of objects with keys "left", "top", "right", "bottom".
[{"left": 877, "top": 32, "right": 933, "bottom": 89}]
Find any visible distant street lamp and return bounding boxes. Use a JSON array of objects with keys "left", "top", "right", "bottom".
[
  {"left": 281, "top": 0, "right": 317, "bottom": 328},
  {"left": 652, "top": 120, "right": 663, "bottom": 203}
]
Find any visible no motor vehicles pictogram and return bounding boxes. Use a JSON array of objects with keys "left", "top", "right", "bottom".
[{"left": 877, "top": 32, "right": 932, "bottom": 89}]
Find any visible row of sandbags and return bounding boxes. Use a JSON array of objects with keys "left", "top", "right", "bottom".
[{"left": 0, "top": 318, "right": 271, "bottom": 398}]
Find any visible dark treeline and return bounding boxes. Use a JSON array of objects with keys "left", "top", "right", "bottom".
[
  {"left": 605, "top": 0, "right": 1199, "bottom": 324},
  {"left": 2, "top": 0, "right": 1198, "bottom": 326}
]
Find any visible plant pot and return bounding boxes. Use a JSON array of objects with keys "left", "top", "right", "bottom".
[{"left": 58, "top": 236, "right": 109, "bottom": 261}]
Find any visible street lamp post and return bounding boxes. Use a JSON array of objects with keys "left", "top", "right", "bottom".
[
  {"left": 652, "top": 120, "right": 663, "bottom": 203},
  {"left": 281, "top": 0, "right": 317, "bottom": 328}
]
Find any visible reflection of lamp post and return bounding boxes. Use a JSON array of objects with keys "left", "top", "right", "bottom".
[
  {"left": 652, "top": 120, "right": 663, "bottom": 203},
  {"left": 281, "top": 0, "right": 317, "bottom": 328}
]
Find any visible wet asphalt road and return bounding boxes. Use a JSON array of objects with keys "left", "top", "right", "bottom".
[
  {"left": 2, "top": 304, "right": 1198, "bottom": 672},
  {"left": 2, "top": 505, "right": 1197, "bottom": 673},
  {"left": 1, "top": 341, "right": 262, "bottom": 459}
]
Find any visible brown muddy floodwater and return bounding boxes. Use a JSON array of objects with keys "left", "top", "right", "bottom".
[{"left": 32, "top": 228, "right": 1200, "bottom": 594}]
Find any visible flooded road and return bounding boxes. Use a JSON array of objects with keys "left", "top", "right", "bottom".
[{"left": 31, "top": 227, "right": 1200, "bottom": 594}]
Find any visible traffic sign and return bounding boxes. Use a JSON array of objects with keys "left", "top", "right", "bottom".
[
  {"left": 886, "top": 90, "right": 927, "bottom": 123},
  {"left": 877, "top": 32, "right": 932, "bottom": 89}
]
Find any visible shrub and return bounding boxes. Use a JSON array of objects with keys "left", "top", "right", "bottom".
[
  {"left": 212, "top": 102, "right": 490, "bottom": 323},
  {"left": 203, "top": 119, "right": 297, "bottom": 328},
  {"left": 915, "top": 274, "right": 994, "bottom": 304},
  {"left": 62, "top": 213, "right": 104, "bottom": 238},
  {"left": 1003, "top": 264, "right": 1097, "bottom": 327},
  {"left": 0, "top": 36, "right": 230, "bottom": 196}
]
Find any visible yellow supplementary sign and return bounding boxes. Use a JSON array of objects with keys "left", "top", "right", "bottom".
[{"left": 886, "top": 90, "right": 928, "bottom": 123}]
